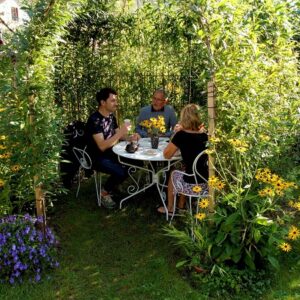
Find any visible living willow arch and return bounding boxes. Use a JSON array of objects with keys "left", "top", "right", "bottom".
[{"left": 0, "top": 0, "right": 299, "bottom": 226}]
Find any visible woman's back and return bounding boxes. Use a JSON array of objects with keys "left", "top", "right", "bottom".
[{"left": 171, "top": 130, "right": 208, "bottom": 183}]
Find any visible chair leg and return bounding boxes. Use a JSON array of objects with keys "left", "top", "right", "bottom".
[
  {"left": 94, "top": 171, "right": 101, "bottom": 207},
  {"left": 188, "top": 196, "right": 195, "bottom": 240},
  {"left": 169, "top": 193, "right": 178, "bottom": 223},
  {"left": 76, "top": 167, "right": 82, "bottom": 198}
]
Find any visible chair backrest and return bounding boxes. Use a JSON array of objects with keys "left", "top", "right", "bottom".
[
  {"left": 72, "top": 146, "right": 92, "bottom": 170},
  {"left": 192, "top": 150, "right": 208, "bottom": 184}
]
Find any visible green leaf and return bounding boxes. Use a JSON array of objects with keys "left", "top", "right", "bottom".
[
  {"left": 253, "top": 228, "right": 261, "bottom": 243},
  {"left": 175, "top": 260, "right": 188, "bottom": 268},
  {"left": 268, "top": 255, "right": 280, "bottom": 270},
  {"left": 225, "top": 212, "right": 240, "bottom": 226},
  {"left": 215, "top": 231, "right": 227, "bottom": 245},
  {"left": 254, "top": 215, "right": 273, "bottom": 226},
  {"left": 244, "top": 250, "right": 256, "bottom": 270}
]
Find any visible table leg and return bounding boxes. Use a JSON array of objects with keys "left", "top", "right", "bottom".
[{"left": 119, "top": 180, "right": 155, "bottom": 209}]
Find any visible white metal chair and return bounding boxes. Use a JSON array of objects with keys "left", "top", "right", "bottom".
[
  {"left": 72, "top": 146, "right": 102, "bottom": 207},
  {"left": 170, "top": 150, "right": 209, "bottom": 222}
]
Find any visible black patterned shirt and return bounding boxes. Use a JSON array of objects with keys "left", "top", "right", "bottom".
[{"left": 85, "top": 111, "right": 118, "bottom": 161}]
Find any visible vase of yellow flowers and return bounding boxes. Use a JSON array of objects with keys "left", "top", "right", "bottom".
[{"left": 140, "top": 115, "right": 166, "bottom": 149}]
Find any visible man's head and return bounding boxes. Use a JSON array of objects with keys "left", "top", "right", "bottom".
[
  {"left": 151, "top": 88, "right": 167, "bottom": 111},
  {"left": 96, "top": 87, "right": 118, "bottom": 113}
]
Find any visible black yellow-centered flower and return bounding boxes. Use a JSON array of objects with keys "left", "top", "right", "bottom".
[
  {"left": 195, "top": 213, "right": 206, "bottom": 221},
  {"left": 199, "top": 199, "right": 209, "bottom": 208},
  {"left": 192, "top": 185, "right": 202, "bottom": 193},
  {"left": 279, "top": 242, "right": 292, "bottom": 252},
  {"left": 288, "top": 226, "right": 300, "bottom": 240},
  {"left": 11, "top": 164, "right": 21, "bottom": 172}
]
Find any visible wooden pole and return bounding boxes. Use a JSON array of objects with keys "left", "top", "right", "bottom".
[
  {"left": 29, "top": 94, "right": 46, "bottom": 229},
  {"left": 207, "top": 80, "right": 216, "bottom": 210}
]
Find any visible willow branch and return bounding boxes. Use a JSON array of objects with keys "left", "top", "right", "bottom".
[{"left": 0, "top": 17, "right": 15, "bottom": 33}]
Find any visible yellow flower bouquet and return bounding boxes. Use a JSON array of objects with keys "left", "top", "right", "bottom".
[{"left": 140, "top": 115, "right": 166, "bottom": 136}]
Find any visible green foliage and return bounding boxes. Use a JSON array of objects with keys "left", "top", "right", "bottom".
[
  {"left": 54, "top": 0, "right": 210, "bottom": 123},
  {"left": 164, "top": 0, "right": 300, "bottom": 289},
  {"left": 191, "top": 265, "right": 272, "bottom": 299},
  {"left": 0, "top": 0, "right": 88, "bottom": 215}
]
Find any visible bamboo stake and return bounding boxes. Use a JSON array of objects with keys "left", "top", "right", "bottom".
[
  {"left": 207, "top": 80, "right": 216, "bottom": 210},
  {"left": 29, "top": 94, "right": 46, "bottom": 229}
]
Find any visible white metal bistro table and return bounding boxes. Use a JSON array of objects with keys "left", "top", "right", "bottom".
[{"left": 112, "top": 137, "right": 181, "bottom": 219}]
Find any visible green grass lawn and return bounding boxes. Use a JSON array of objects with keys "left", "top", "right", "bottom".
[{"left": 1, "top": 177, "right": 300, "bottom": 300}]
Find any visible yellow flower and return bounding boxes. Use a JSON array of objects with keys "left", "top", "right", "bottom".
[
  {"left": 205, "top": 149, "right": 214, "bottom": 155},
  {"left": 258, "top": 189, "right": 267, "bottom": 197},
  {"left": 258, "top": 187, "right": 275, "bottom": 197},
  {"left": 286, "top": 182, "right": 298, "bottom": 189},
  {"left": 294, "top": 202, "right": 300, "bottom": 211},
  {"left": 208, "top": 176, "right": 218, "bottom": 186},
  {"left": 288, "top": 226, "right": 300, "bottom": 240},
  {"left": 140, "top": 115, "right": 166, "bottom": 135},
  {"left": 279, "top": 242, "right": 292, "bottom": 252},
  {"left": 195, "top": 212, "right": 206, "bottom": 221},
  {"left": 0, "top": 135, "right": 6, "bottom": 140},
  {"left": 270, "top": 174, "right": 280, "bottom": 183},
  {"left": 192, "top": 185, "right": 202, "bottom": 193},
  {"left": 236, "top": 147, "right": 248, "bottom": 153},
  {"left": 160, "top": 126, "right": 166, "bottom": 133},
  {"left": 228, "top": 138, "right": 249, "bottom": 152},
  {"left": 259, "top": 134, "right": 271, "bottom": 142},
  {"left": 199, "top": 199, "right": 209, "bottom": 209},
  {"left": 273, "top": 180, "right": 285, "bottom": 191},
  {"left": 0, "top": 145, "right": 6, "bottom": 150},
  {"left": 216, "top": 181, "right": 225, "bottom": 190},
  {"left": 275, "top": 189, "right": 284, "bottom": 196},
  {"left": 0, "top": 108, "right": 6, "bottom": 112},
  {"left": 11, "top": 164, "right": 21, "bottom": 172},
  {"left": 288, "top": 200, "right": 295, "bottom": 208},
  {"left": 0, "top": 179, "right": 5, "bottom": 188},
  {"left": 209, "top": 137, "right": 220, "bottom": 143},
  {"left": 0, "top": 152, "right": 11, "bottom": 159}
]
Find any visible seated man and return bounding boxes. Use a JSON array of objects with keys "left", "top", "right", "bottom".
[
  {"left": 85, "top": 87, "right": 129, "bottom": 209},
  {"left": 136, "top": 88, "right": 177, "bottom": 138}
]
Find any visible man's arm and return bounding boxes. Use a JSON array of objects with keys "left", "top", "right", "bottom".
[{"left": 93, "top": 124, "right": 128, "bottom": 152}]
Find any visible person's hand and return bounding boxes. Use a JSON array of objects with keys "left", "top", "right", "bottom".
[
  {"left": 119, "top": 123, "right": 129, "bottom": 136},
  {"left": 130, "top": 133, "right": 140, "bottom": 141},
  {"left": 199, "top": 124, "right": 207, "bottom": 133},
  {"left": 174, "top": 123, "right": 183, "bottom": 133}
]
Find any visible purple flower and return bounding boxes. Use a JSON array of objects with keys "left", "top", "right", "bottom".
[
  {"left": 35, "top": 273, "right": 41, "bottom": 282},
  {"left": 1, "top": 214, "right": 59, "bottom": 284}
]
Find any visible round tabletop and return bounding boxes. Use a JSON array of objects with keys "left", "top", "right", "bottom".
[{"left": 112, "top": 137, "right": 181, "bottom": 162}]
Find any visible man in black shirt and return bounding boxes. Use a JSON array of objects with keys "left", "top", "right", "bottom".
[{"left": 85, "top": 88, "right": 129, "bottom": 208}]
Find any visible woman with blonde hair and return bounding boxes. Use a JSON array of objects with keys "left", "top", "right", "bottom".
[{"left": 157, "top": 103, "right": 208, "bottom": 215}]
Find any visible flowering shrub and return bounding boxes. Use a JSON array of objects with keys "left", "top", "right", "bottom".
[
  {"left": 165, "top": 135, "right": 299, "bottom": 273},
  {"left": 0, "top": 214, "right": 59, "bottom": 284},
  {"left": 139, "top": 115, "right": 166, "bottom": 136}
]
